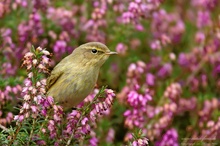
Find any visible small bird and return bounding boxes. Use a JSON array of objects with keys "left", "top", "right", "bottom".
[{"left": 46, "top": 42, "right": 117, "bottom": 110}]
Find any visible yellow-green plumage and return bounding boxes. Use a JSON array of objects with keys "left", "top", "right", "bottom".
[{"left": 46, "top": 42, "right": 117, "bottom": 110}]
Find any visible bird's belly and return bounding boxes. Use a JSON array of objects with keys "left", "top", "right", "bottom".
[{"left": 47, "top": 73, "right": 97, "bottom": 109}]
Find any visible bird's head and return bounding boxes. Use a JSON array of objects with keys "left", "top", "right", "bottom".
[{"left": 72, "top": 42, "right": 117, "bottom": 68}]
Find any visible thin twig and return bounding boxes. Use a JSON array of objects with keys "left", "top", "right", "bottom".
[
  {"left": 27, "top": 119, "right": 36, "bottom": 146},
  {"left": 8, "top": 122, "right": 22, "bottom": 146},
  {"left": 0, "top": 124, "right": 9, "bottom": 132}
]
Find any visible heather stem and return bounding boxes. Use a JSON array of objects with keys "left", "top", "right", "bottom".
[
  {"left": 39, "top": 115, "right": 49, "bottom": 133},
  {"left": 8, "top": 122, "right": 22, "bottom": 146},
  {"left": 27, "top": 119, "right": 36, "bottom": 146}
]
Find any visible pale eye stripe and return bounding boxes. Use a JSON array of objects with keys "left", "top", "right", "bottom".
[{"left": 84, "top": 46, "right": 104, "bottom": 52}]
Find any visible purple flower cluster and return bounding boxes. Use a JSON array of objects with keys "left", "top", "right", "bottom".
[
  {"left": 119, "top": 0, "right": 163, "bottom": 30},
  {"left": 119, "top": 61, "right": 153, "bottom": 130},
  {"left": 14, "top": 47, "right": 52, "bottom": 123},
  {"left": 155, "top": 128, "right": 178, "bottom": 146},
  {"left": 83, "top": 0, "right": 108, "bottom": 43},
  {"left": 18, "top": 12, "right": 44, "bottom": 46},
  {"left": 64, "top": 88, "right": 116, "bottom": 143},
  {"left": 124, "top": 130, "right": 149, "bottom": 146},
  {"left": 0, "top": 85, "right": 21, "bottom": 126},
  {"left": 150, "top": 9, "right": 185, "bottom": 49},
  {"left": 132, "top": 137, "right": 149, "bottom": 146}
]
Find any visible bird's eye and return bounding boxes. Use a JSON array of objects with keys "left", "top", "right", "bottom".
[{"left": 91, "top": 49, "right": 98, "bottom": 54}]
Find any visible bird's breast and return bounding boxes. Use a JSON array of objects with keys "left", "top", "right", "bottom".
[{"left": 52, "top": 66, "right": 99, "bottom": 109}]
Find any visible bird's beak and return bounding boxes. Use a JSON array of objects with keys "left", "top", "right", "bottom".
[{"left": 105, "top": 51, "right": 118, "bottom": 55}]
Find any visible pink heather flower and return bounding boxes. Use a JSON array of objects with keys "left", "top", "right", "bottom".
[
  {"left": 92, "top": 8, "right": 105, "bottom": 20},
  {"left": 36, "top": 81, "right": 41, "bottom": 87},
  {"left": 53, "top": 114, "right": 61, "bottom": 122},
  {"left": 47, "top": 96, "right": 54, "bottom": 105},
  {"left": 155, "top": 128, "right": 178, "bottom": 146},
  {"left": 41, "top": 109, "right": 47, "bottom": 116},
  {"left": 89, "top": 136, "right": 98, "bottom": 146},
  {"left": 53, "top": 40, "right": 67, "bottom": 53},
  {"left": 169, "top": 53, "right": 176, "bottom": 61},
  {"left": 41, "top": 55, "right": 50, "bottom": 64},
  {"left": 106, "top": 128, "right": 115, "bottom": 143},
  {"left": 81, "top": 124, "right": 91, "bottom": 135},
  {"left": 197, "top": 11, "right": 212, "bottom": 28},
  {"left": 41, "top": 128, "right": 46, "bottom": 133},
  {"left": 39, "top": 87, "right": 46, "bottom": 94},
  {"left": 14, "top": 115, "right": 19, "bottom": 121},
  {"left": 164, "top": 83, "right": 182, "bottom": 101},
  {"left": 40, "top": 79, "right": 46, "bottom": 85},
  {"left": 32, "top": 59, "right": 38, "bottom": 65},
  {"left": 105, "top": 89, "right": 115, "bottom": 97},
  {"left": 128, "top": 2, "right": 140, "bottom": 14},
  {"left": 128, "top": 63, "right": 137, "bottom": 72},
  {"left": 89, "top": 110, "right": 97, "bottom": 122},
  {"left": 23, "top": 102, "right": 30, "bottom": 109},
  {"left": 30, "top": 106, "right": 38, "bottom": 113},
  {"left": 124, "top": 108, "right": 145, "bottom": 129},
  {"left": 31, "top": 87, "right": 37, "bottom": 95},
  {"left": 116, "top": 43, "right": 128, "bottom": 55},
  {"left": 157, "top": 63, "right": 172, "bottom": 78},
  {"left": 81, "top": 117, "right": 89, "bottom": 125},
  {"left": 127, "top": 90, "right": 152, "bottom": 107},
  {"left": 28, "top": 72, "right": 33, "bottom": 78},
  {"left": 95, "top": 103, "right": 103, "bottom": 114},
  {"left": 178, "top": 53, "right": 189, "bottom": 67},
  {"left": 191, "top": 0, "right": 219, "bottom": 9},
  {"left": 64, "top": 110, "right": 81, "bottom": 135},
  {"left": 127, "top": 61, "right": 145, "bottom": 77},
  {"left": 146, "top": 73, "right": 155, "bottom": 86},
  {"left": 23, "top": 94, "right": 30, "bottom": 101},
  {"left": 0, "top": 62, "right": 17, "bottom": 76},
  {"left": 53, "top": 105, "right": 63, "bottom": 122},
  {"left": 42, "top": 50, "right": 50, "bottom": 55},
  {"left": 24, "top": 79, "right": 32, "bottom": 87},
  {"left": 195, "top": 31, "right": 205, "bottom": 43},
  {"left": 6, "top": 112, "right": 13, "bottom": 123},
  {"left": 121, "top": 11, "right": 134, "bottom": 23},
  {"left": 150, "top": 40, "right": 161, "bottom": 50},
  {"left": 38, "top": 64, "right": 46, "bottom": 70},
  {"left": 48, "top": 120, "right": 56, "bottom": 138},
  {"left": 135, "top": 23, "right": 144, "bottom": 31},
  {"left": 14, "top": 115, "right": 24, "bottom": 122},
  {"left": 24, "top": 52, "right": 34, "bottom": 58},
  {"left": 124, "top": 132, "right": 133, "bottom": 142},
  {"left": 83, "top": 20, "right": 95, "bottom": 30},
  {"left": 132, "top": 138, "right": 149, "bottom": 146},
  {"left": 5, "top": 86, "right": 11, "bottom": 92},
  {"left": 94, "top": 89, "right": 115, "bottom": 114},
  {"left": 135, "top": 0, "right": 141, "bottom": 3},
  {"left": 40, "top": 96, "right": 54, "bottom": 108},
  {"left": 151, "top": 9, "right": 185, "bottom": 46}
]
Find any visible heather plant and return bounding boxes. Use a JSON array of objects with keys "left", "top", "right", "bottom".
[{"left": 0, "top": 0, "right": 220, "bottom": 146}]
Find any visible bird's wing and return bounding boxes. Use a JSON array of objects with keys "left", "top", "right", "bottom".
[
  {"left": 46, "top": 55, "right": 72, "bottom": 91},
  {"left": 46, "top": 67, "right": 64, "bottom": 90}
]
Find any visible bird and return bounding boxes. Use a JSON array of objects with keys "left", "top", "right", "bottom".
[{"left": 46, "top": 42, "right": 117, "bottom": 110}]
